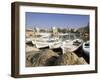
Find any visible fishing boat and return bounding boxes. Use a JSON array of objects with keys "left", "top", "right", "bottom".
[
  {"left": 47, "top": 39, "right": 62, "bottom": 49},
  {"left": 61, "top": 39, "right": 83, "bottom": 54},
  {"left": 34, "top": 38, "right": 49, "bottom": 49},
  {"left": 26, "top": 37, "right": 35, "bottom": 46},
  {"left": 82, "top": 41, "right": 90, "bottom": 55},
  {"left": 58, "top": 33, "right": 82, "bottom": 54},
  {"left": 34, "top": 37, "right": 61, "bottom": 49},
  {"left": 36, "top": 39, "right": 61, "bottom": 49}
]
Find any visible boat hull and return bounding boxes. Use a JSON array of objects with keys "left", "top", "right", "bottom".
[{"left": 82, "top": 41, "right": 90, "bottom": 56}]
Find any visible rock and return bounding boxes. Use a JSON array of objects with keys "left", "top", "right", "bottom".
[
  {"left": 26, "top": 49, "right": 87, "bottom": 67},
  {"left": 28, "top": 49, "right": 59, "bottom": 67},
  {"left": 56, "top": 51, "right": 87, "bottom": 65},
  {"left": 77, "top": 57, "right": 87, "bottom": 64}
]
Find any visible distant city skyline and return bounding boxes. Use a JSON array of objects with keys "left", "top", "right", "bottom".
[{"left": 26, "top": 12, "right": 89, "bottom": 29}]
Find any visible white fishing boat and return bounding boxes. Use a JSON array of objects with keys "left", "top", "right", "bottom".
[
  {"left": 34, "top": 38, "right": 49, "bottom": 49},
  {"left": 26, "top": 37, "right": 36, "bottom": 46},
  {"left": 82, "top": 41, "right": 90, "bottom": 55},
  {"left": 61, "top": 39, "right": 83, "bottom": 54},
  {"left": 58, "top": 33, "right": 82, "bottom": 54},
  {"left": 26, "top": 32, "right": 61, "bottom": 49},
  {"left": 34, "top": 37, "right": 61, "bottom": 49},
  {"left": 26, "top": 37, "right": 33, "bottom": 43},
  {"left": 35, "top": 43, "right": 49, "bottom": 49},
  {"left": 47, "top": 39, "right": 62, "bottom": 49}
]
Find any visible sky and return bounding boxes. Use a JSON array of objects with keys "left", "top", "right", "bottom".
[{"left": 26, "top": 12, "right": 89, "bottom": 29}]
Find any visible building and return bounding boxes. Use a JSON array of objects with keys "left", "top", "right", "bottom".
[{"left": 52, "top": 27, "right": 59, "bottom": 37}]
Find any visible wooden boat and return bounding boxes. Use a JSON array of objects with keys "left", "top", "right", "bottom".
[
  {"left": 31, "top": 36, "right": 61, "bottom": 49},
  {"left": 82, "top": 41, "right": 90, "bottom": 55},
  {"left": 61, "top": 39, "right": 83, "bottom": 54}
]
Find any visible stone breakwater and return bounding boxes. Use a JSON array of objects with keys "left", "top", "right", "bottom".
[{"left": 26, "top": 49, "right": 87, "bottom": 67}]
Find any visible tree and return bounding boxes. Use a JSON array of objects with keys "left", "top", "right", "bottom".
[
  {"left": 70, "top": 29, "right": 74, "bottom": 33},
  {"left": 62, "top": 28, "right": 67, "bottom": 33}
]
